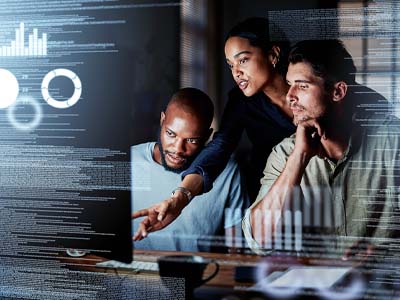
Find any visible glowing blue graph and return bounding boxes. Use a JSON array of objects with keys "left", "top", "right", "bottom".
[{"left": 0, "top": 22, "right": 47, "bottom": 57}]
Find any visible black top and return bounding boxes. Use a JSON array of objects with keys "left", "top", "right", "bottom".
[{"left": 182, "top": 86, "right": 296, "bottom": 196}]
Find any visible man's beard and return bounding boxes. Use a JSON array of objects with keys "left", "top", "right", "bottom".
[
  {"left": 291, "top": 101, "right": 332, "bottom": 127},
  {"left": 157, "top": 135, "right": 199, "bottom": 174}
]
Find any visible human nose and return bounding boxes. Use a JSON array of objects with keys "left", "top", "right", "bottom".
[
  {"left": 231, "top": 64, "right": 242, "bottom": 79},
  {"left": 172, "top": 138, "right": 185, "bottom": 154},
  {"left": 286, "top": 85, "right": 298, "bottom": 104}
]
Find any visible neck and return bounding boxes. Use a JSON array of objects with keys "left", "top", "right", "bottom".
[
  {"left": 152, "top": 143, "right": 162, "bottom": 165},
  {"left": 320, "top": 113, "right": 353, "bottom": 161},
  {"left": 262, "top": 73, "right": 293, "bottom": 119}
]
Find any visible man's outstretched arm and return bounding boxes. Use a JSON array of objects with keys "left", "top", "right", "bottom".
[{"left": 132, "top": 173, "right": 203, "bottom": 240}]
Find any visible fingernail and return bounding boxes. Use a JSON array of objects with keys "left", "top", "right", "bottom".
[{"left": 157, "top": 215, "right": 163, "bottom": 221}]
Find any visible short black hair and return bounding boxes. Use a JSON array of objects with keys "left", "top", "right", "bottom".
[
  {"left": 288, "top": 39, "right": 356, "bottom": 90},
  {"left": 168, "top": 87, "right": 214, "bottom": 129},
  {"left": 226, "top": 17, "right": 290, "bottom": 75}
]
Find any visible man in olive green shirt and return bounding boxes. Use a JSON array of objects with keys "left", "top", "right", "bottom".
[{"left": 243, "top": 40, "right": 400, "bottom": 257}]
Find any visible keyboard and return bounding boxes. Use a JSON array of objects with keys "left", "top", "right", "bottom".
[{"left": 96, "top": 260, "right": 159, "bottom": 272}]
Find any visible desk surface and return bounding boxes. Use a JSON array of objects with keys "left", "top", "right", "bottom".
[
  {"left": 134, "top": 249, "right": 260, "bottom": 287},
  {"left": 61, "top": 249, "right": 345, "bottom": 288},
  {"left": 60, "top": 250, "right": 387, "bottom": 300}
]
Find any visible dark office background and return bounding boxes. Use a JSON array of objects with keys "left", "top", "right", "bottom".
[{"left": 129, "top": 0, "right": 355, "bottom": 160}]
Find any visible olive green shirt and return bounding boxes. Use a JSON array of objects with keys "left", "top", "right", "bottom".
[{"left": 243, "top": 115, "right": 400, "bottom": 255}]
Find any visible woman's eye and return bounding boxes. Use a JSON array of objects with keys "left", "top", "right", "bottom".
[
  {"left": 166, "top": 130, "right": 174, "bottom": 137},
  {"left": 239, "top": 58, "right": 248, "bottom": 64},
  {"left": 299, "top": 84, "right": 308, "bottom": 89},
  {"left": 227, "top": 64, "right": 233, "bottom": 69}
]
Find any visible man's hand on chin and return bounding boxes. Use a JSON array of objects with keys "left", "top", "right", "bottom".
[{"left": 293, "top": 118, "right": 327, "bottom": 160}]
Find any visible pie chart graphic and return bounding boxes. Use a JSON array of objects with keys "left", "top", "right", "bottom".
[
  {"left": 0, "top": 69, "right": 19, "bottom": 109},
  {"left": 41, "top": 68, "right": 82, "bottom": 109}
]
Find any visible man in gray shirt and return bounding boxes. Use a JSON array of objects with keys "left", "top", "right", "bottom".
[
  {"left": 243, "top": 40, "right": 400, "bottom": 258},
  {"left": 133, "top": 88, "right": 249, "bottom": 252}
]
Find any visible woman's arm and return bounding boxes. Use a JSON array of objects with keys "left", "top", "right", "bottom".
[{"left": 182, "top": 88, "right": 245, "bottom": 193}]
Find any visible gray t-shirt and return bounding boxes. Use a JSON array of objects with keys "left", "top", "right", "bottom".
[{"left": 132, "top": 142, "right": 249, "bottom": 252}]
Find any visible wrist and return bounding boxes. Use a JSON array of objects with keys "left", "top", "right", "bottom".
[
  {"left": 289, "top": 149, "right": 312, "bottom": 167},
  {"left": 171, "top": 187, "right": 193, "bottom": 206}
]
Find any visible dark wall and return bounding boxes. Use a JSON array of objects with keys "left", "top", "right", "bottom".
[{"left": 128, "top": 5, "right": 180, "bottom": 145}]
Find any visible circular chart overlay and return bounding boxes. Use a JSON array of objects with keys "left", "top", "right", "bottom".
[
  {"left": 41, "top": 68, "right": 82, "bottom": 109},
  {"left": 8, "top": 96, "right": 42, "bottom": 131},
  {"left": 0, "top": 69, "right": 19, "bottom": 109}
]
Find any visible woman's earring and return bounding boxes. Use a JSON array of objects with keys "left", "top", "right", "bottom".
[{"left": 272, "top": 56, "right": 279, "bottom": 69}]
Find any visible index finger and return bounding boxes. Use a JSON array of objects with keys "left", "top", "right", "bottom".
[
  {"left": 156, "top": 200, "right": 171, "bottom": 221},
  {"left": 307, "top": 119, "right": 325, "bottom": 139},
  {"left": 132, "top": 208, "right": 149, "bottom": 219},
  {"left": 133, "top": 217, "right": 152, "bottom": 240}
]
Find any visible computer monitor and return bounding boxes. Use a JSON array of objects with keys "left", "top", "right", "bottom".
[{"left": 0, "top": 0, "right": 180, "bottom": 264}]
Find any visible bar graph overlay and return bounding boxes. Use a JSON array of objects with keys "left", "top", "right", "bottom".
[{"left": 0, "top": 22, "right": 47, "bottom": 57}]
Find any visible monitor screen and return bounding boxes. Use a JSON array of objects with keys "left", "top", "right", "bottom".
[
  {"left": 1, "top": 1, "right": 400, "bottom": 299},
  {"left": 0, "top": 0, "right": 180, "bottom": 264}
]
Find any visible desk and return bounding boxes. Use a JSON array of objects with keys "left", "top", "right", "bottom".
[
  {"left": 62, "top": 249, "right": 262, "bottom": 286},
  {"left": 61, "top": 250, "right": 392, "bottom": 300},
  {"left": 133, "top": 249, "right": 261, "bottom": 288},
  {"left": 61, "top": 250, "right": 261, "bottom": 299}
]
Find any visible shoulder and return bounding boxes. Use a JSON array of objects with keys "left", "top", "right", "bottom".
[
  {"left": 351, "top": 84, "right": 392, "bottom": 117},
  {"left": 270, "top": 134, "right": 296, "bottom": 159},
  {"left": 131, "top": 141, "right": 154, "bottom": 152},
  {"left": 215, "top": 156, "right": 241, "bottom": 179},
  {"left": 224, "top": 156, "right": 241, "bottom": 172},
  {"left": 361, "top": 115, "right": 400, "bottom": 139},
  {"left": 377, "top": 115, "right": 400, "bottom": 131},
  {"left": 211, "top": 156, "right": 243, "bottom": 190},
  {"left": 364, "top": 115, "right": 400, "bottom": 152},
  {"left": 260, "top": 135, "right": 296, "bottom": 184},
  {"left": 131, "top": 142, "right": 156, "bottom": 162}
]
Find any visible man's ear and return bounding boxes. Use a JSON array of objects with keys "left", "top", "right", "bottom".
[
  {"left": 160, "top": 111, "right": 165, "bottom": 126},
  {"left": 332, "top": 81, "right": 348, "bottom": 102}
]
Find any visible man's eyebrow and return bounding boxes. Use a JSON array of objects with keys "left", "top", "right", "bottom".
[
  {"left": 294, "top": 79, "right": 312, "bottom": 83},
  {"left": 286, "top": 79, "right": 313, "bottom": 84},
  {"left": 165, "top": 127, "right": 203, "bottom": 139},
  {"left": 186, "top": 135, "right": 203, "bottom": 140},
  {"left": 187, "top": 137, "right": 202, "bottom": 141},
  {"left": 165, "top": 127, "right": 176, "bottom": 135}
]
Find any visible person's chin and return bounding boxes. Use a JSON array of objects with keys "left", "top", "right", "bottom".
[
  {"left": 293, "top": 118, "right": 299, "bottom": 126},
  {"left": 241, "top": 87, "right": 255, "bottom": 97},
  {"left": 242, "top": 87, "right": 258, "bottom": 97},
  {"left": 294, "top": 114, "right": 314, "bottom": 125},
  {"left": 167, "top": 163, "right": 184, "bottom": 170},
  {"left": 163, "top": 161, "right": 186, "bottom": 173}
]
